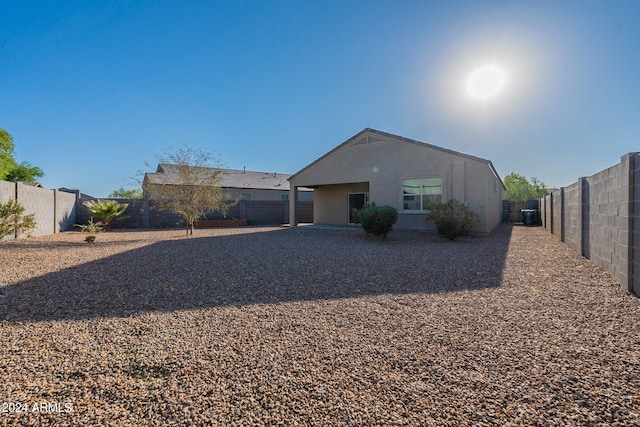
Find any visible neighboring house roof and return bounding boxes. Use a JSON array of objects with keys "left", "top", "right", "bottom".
[
  {"left": 20, "top": 181, "right": 43, "bottom": 187},
  {"left": 289, "top": 128, "right": 505, "bottom": 189},
  {"left": 145, "top": 164, "right": 310, "bottom": 191}
]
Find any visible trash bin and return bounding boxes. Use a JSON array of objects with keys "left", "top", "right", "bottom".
[{"left": 521, "top": 209, "right": 536, "bottom": 226}]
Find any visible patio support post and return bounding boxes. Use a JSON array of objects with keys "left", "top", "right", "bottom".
[{"left": 289, "top": 185, "right": 298, "bottom": 227}]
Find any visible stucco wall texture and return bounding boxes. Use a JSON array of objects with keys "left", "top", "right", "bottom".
[{"left": 289, "top": 130, "right": 504, "bottom": 234}]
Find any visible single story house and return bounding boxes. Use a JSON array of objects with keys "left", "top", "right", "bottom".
[
  {"left": 144, "top": 164, "right": 313, "bottom": 201},
  {"left": 288, "top": 128, "right": 505, "bottom": 234}
]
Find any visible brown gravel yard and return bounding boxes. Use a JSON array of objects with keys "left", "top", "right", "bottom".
[{"left": 1, "top": 225, "right": 639, "bottom": 426}]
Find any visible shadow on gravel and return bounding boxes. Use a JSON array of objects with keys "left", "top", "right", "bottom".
[{"left": 1, "top": 224, "right": 513, "bottom": 322}]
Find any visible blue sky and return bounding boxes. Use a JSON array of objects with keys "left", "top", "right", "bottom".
[{"left": 1, "top": 1, "right": 639, "bottom": 197}]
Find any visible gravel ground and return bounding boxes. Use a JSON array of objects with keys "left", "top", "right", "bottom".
[{"left": 0, "top": 224, "right": 639, "bottom": 426}]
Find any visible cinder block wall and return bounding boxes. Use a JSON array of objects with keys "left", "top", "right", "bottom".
[
  {"left": 543, "top": 193, "right": 552, "bottom": 230},
  {"left": 633, "top": 157, "right": 640, "bottom": 295},
  {"left": 56, "top": 190, "right": 78, "bottom": 232},
  {"left": 0, "top": 181, "right": 78, "bottom": 240},
  {"left": 564, "top": 180, "right": 583, "bottom": 254},
  {"left": 16, "top": 184, "right": 55, "bottom": 237},
  {"left": 551, "top": 189, "right": 563, "bottom": 240},
  {"left": 78, "top": 197, "right": 149, "bottom": 228},
  {"left": 77, "top": 198, "right": 314, "bottom": 228},
  {"left": 0, "top": 181, "right": 16, "bottom": 241},
  {"left": 541, "top": 153, "right": 639, "bottom": 295},
  {"left": 584, "top": 162, "right": 631, "bottom": 287}
]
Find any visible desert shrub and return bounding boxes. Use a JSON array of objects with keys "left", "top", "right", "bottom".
[
  {"left": 76, "top": 218, "right": 104, "bottom": 234},
  {"left": 82, "top": 199, "right": 128, "bottom": 229},
  {"left": 0, "top": 198, "right": 36, "bottom": 239},
  {"left": 359, "top": 205, "right": 398, "bottom": 238},
  {"left": 351, "top": 202, "right": 375, "bottom": 224},
  {"left": 75, "top": 219, "right": 104, "bottom": 243},
  {"left": 425, "top": 199, "right": 480, "bottom": 240}
]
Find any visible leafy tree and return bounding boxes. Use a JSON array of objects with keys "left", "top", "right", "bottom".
[
  {"left": 143, "top": 145, "right": 234, "bottom": 235},
  {"left": 109, "top": 187, "right": 143, "bottom": 199},
  {"left": 83, "top": 199, "right": 129, "bottom": 230},
  {"left": 0, "top": 127, "right": 44, "bottom": 182},
  {"left": 5, "top": 162, "right": 44, "bottom": 182},
  {"left": 0, "top": 128, "right": 15, "bottom": 180},
  {"left": 504, "top": 173, "right": 548, "bottom": 201},
  {"left": 0, "top": 198, "right": 36, "bottom": 239}
]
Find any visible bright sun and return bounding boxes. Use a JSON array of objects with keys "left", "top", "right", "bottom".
[{"left": 466, "top": 65, "right": 506, "bottom": 100}]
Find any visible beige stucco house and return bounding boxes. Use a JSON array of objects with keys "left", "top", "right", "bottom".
[{"left": 288, "top": 128, "right": 505, "bottom": 234}]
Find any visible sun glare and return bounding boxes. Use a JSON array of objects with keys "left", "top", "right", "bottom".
[{"left": 466, "top": 65, "right": 506, "bottom": 101}]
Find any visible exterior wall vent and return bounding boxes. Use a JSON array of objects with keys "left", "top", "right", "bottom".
[{"left": 354, "top": 136, "right": 385, "bottom": 145}]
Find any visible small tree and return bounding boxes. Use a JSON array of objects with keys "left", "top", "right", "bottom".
[
  {"left": 0, "top": 198, "right": 36, "bottom": 239},
  {"left": 359, "top": 205, "right": 398, "bottom": 239},
  {"left": 109, "top": 186, "right": 143, "bottom": 199},
  {"left": 83, "top": 199, "right": 128, "bottom": 230},
  {"left": 425, "top": 199, "right": 480, "bottom": 240},
  {"left": 143, "top": 145, "right": 233, "bottom": 235},
  {"left": 0, "top": 127, "right": 44, "bottom": 182},
  {"left": 504, "top": 172, "right": 548, "bottom": 201}
]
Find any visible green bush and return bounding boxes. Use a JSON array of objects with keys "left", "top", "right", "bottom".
[
  {"left": 359, "top": 205, "right": 398, "bottom": 238},
  {"left": 425, "top": 199, "right": 480, "bottom": 240},
  {"left": 351, "top": 202, "right": 375, "bottom": 224},
  {"left": 0, "top": 198, "right": 36, "bottom": 239},
  {"left": 82, "top": 199, "right": 128, "bottom": 230}
]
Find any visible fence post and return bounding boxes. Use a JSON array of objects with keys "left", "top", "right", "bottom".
[
  {"left": 632, "top": 153, "right": 639, "bottom": 295},
  {"left": 622, "top": 153, "right": 640, "bottom": 296},
  {"left": 578, "top": 178, "right": 585, "bottom": 256},
  {"left": 547, "top": 191, "right": 555, "bottom": 234},
  {"left": 559, "top": 188, "right": 566, "bottom": 242},
  {"left": 54, "top": 189, "right": 58, "bottom": 233},
  {"left": 14, "top": 182, "right": 18, "bottom": 239}
]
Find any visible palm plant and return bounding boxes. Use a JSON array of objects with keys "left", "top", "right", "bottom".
[{"left": 82, "top": 199, "right": 128, "bottom": 230}]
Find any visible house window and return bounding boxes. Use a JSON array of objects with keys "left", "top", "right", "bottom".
[
  {"left": 402, "top": 177, "right": 442, "bottom": 210},
  {"left": 280, "top": 194, "right": 289, "bottom": 201},
  {"left": 241, "top": 193, "right": 252, "bottom": 201}
]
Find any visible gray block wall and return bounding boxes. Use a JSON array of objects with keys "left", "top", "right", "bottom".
[
  {"left": 0, "top": 180, "right": 14, "bottom": 202},
  {"left": 585, "top": 162, "right": 631, "bottom": 287},
  {"left": 541, "top": 153, "right": 639, "bottom": 295},
  {"left": 0, "top": 181, "right": 78, "bottom": 240},
  {"left": 0, "top": 181, "right": 16, "bottom": 241},
  {"left": 633, "top": 156, "right": 640, "bottom": 295},
  {"left": 551, "top": 189, "right": 563, "bottom": 240},
  {"left": 542, "top": 193, "right": 552, "bottom": 230},
  {"left": 78, "top": 197, "right": 149, "bottom": 229},
  {"left": 563, "top": 180, "right": 583, "bottom": 254},
  {"left": 55, "top": 190, "right": 77, "bottom": 232},
  {"left": 16, "top": 184, "right": 55, "bottom": 237},
  {"left": 77, "top": 198, "right": 314, "bottom": 228}
]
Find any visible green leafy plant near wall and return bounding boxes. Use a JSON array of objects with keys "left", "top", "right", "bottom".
[
  {"left": 82, "top": 199, "right": 128, "bottom": 230},
  {"left": 359, "top": 205, "right": 398, "bottom": 239},
  {"left": 75, "top": 218, "right": 104, "bottom": 243},
  {"left": 0, "top": 198, "right": 36, "bottom": 239},
  {"left": 425, "top": 199, "right": 480, "bottom": 240},
  {"left": 351, "top": 202, "right": 375, "bottom": 224}
]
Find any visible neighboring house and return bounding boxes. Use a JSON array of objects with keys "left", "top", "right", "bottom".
[
  {"left": 144, "top": 164, "right": 313, "bottom": 202},
  {"left": 288, "top": 128, "right": 505, "bottom": 234}
]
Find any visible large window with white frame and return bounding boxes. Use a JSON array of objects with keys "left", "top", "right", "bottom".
[{"left": 402, "top": 177, "right": 443, "bottom": 210}]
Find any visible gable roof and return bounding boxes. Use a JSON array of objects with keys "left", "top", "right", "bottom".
[
  {"left": 289, "top": 128, "right": 504, "bottom": 188},
  {"left": 145, "top": 164, "right": 305, "bottom": 191}
]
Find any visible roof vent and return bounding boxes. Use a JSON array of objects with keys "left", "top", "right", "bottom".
[{"left": 355, "top": 135, "right": 384, "bottom": 145}]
